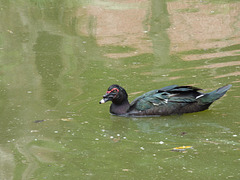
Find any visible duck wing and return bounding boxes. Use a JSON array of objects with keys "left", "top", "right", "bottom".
[{"left": 129, "top": 85, "right": 203, "bottom": 112}]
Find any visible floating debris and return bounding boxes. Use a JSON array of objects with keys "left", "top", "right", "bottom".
[
  {"left": 171, "top": 146, "right": 193, "bottom": 152},
  {"left": 180, "top": 132, "right": 187, "bottom": 136},
  {"left": 151, "top": 141, "right": 164, "bottom": 144},
  {"left": 30, "top": 130, "right": 39, "bottom": 133},
  {"left": 7, "top": 30, "right": 13, "bottom": 34},
  {"left": 34, "top": 120, "right": 46, "bottom": 123},
  {"left": 112, "top": 137, "right": 120, "bottom": 143},
  {"left": 61, "top": 118, "right": 73, "bottom": 122},
  {"left": 81, "top": 121, "right": 88, "bottom": 124},
  {"left": 45, "top": 109, "right": 57, "bottom": 112}
]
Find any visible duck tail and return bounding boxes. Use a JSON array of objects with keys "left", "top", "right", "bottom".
[{"left": 198, "top": 84, "right": 232, "bottom": 105}]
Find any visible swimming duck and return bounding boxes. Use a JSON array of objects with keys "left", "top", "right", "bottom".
[{"left": 99, "top": 84, "right": 232, "bottom": 116}]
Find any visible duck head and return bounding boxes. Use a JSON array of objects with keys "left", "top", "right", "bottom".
[{"left": 99, "top": 84, "right": 128, "bottom": 105}]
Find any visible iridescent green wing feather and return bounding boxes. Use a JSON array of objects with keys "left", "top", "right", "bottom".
[{"left": 130, "top": 85, "right": 201, "bottom": 111}]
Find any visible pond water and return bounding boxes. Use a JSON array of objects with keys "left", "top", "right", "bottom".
[{"left": 0, "top": 0, "right": 240, "bottom": 179}]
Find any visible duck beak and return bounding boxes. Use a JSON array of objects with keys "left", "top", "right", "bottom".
[
  {"left": 99, "top": 92, "right": 116, "bottom": 104},
  {"left": 99, "top": 98, "right": 108, "bottom": 104}
]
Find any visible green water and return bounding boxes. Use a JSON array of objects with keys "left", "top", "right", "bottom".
[{"left": 0, "top": 0, "right": 239, "bottom": 179}]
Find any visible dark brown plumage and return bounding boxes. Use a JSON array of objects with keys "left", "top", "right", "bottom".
[{"left": 99, "top": 84, "right": 232, "bottom": 117}]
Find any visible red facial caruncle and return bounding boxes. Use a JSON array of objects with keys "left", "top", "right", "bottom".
[{"left": 106, "top": 88, "right": 119, "bottom": 94}]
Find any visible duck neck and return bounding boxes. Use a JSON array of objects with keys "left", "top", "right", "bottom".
[{"left": 110, "top": 99, "right": 130, "bottom": 115}]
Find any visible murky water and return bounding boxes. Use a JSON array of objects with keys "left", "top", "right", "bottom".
[{"left": 0, "top": 0, "right": 239, "bottom": 179}]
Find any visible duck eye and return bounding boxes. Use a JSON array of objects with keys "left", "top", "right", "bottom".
[{"left": 110, "top": 88, "right": 119, "bottom": 93}]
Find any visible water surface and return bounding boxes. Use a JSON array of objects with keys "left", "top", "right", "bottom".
[{"left": 0, "top": 0, "right": 239, "bottom": 179}]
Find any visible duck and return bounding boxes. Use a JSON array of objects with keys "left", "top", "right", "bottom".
[{"left": 99, "top": 84, "right": 232, "bottom": 116}]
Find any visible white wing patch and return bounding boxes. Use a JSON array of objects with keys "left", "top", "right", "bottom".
[{"left": 196, "top": 94, "right": 204, "bottom": 99}]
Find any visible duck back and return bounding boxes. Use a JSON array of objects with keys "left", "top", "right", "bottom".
[{"left": 127, "top": 85, "right": 231, "bottom": 116}]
